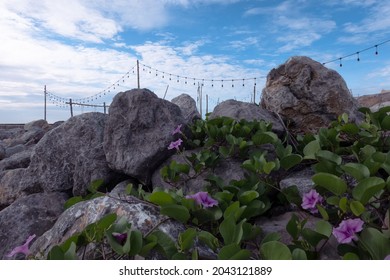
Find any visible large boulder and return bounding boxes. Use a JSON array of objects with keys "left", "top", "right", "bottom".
[
  {"left": 0, "top": 192, "right": 68, "bottom": 259},
  {"left": 209, "top": 100, "right": 284, "bottom": 135},
  {"left": 171, "top": 94, "right": 201, "bottom": 124},
  {"left": 30, "top": 194, "right": 186, "bottom": 259},
  {"left": 0, "top": 148, "right": 33, "bottom": 172},
  {"left": 261, "top": 56, "right": 362, "bottom": 133},
  {"left": 28, "top": 112, "right": 115, "bottom": 196},
  {"left": 103, "top": 89, "right": 186, "bottom": 184},
  {"left": 152, "top": 149, "right": 246, "bottom": 194},
  {"left": 0, "top": 168, "right": 41, "bottom": 209}
]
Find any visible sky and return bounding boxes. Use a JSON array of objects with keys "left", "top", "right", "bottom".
[{"left": 1, "top": 0, "right": 390, "bottom": 123}]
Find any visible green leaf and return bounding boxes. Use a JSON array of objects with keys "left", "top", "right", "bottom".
[
  {"left": 343, "top": 253, "right": 360, "bottom": 260},
  {"left": 129, "top": 230, "right": 143, "bottom": 256},
  {"left": 160, "top": 204, "right": 190, "bottom": 223},
  {"left": 381, "top": 115, "right": 390, "bottom": 130},
  {"left": 359, "top": 227, "right": 390, "bottom": 260},
  {"left": 315, "top": 220, "right": 332, "bottom": 237},
  {"left": 192, "top": 208, "right": 222, "bottom": 225},
  {"left": 312, "top": 172, "right": 347, "bottom": 196},
  {"left": 261, "top": 232, "right": 281, "bottom": 244},
  {"left": 178, "top": 228, "right": 197, "bottom": 252},
  {"left": 63, "top": 242, "right": 78, "bottom": 260},
  {"left": 238, "top": 190, "right": 259, "bottom": 205},
  {"left": 280, "top": 154, "right": 302, "bottom": 170},
  {"left": 281, "top": 186, "right": 302, "bottom": 206},
  {"left": 286, "top": 214, "right": 299, "bottom": 240},
  {"left": 47, "top": 246, "right": 65, "bottom": 260},
  {"left": 352, "top": 177, "right": 385, "bottom": 205},
  {"left": 219, "top": 216, "right": 246, "bottom": 245},
  {"left": 350, "top": 200, "right": 365, "bottom": 216},
  {"left": 317, "top": 205, "right": 329, "bottom": 220},
  {"left": 303, "top": 140, "right": 321, "bottom": 160},
  {"left": 339, "top": 197, "right": 348, "bottom": 213},
  {"left": 292, "top": 248, "right": 307, "bottom": 260},
  {"left": 223, "top": 201, "right": 246, "bottom": 221},
  {"left": 316, "top": 150, "right": 342, "bottom": 165},
  {"left": 252, "top": 131, "right": 278, "bottom": 145},
  {"left": 218, "top": 244, "right": 251, "bottom": 260},
  {"left": 340, "top": 123, "right": 359, "bottom": 134},
  {"left": 341, "top": 163, "right": 370, "bottom": 181},
  {"left": 149, "top": 230, "right": 178, "bottom": 259},
  {"left": 198, "top": 231, "right": 219, "bottom": 251},
  {"left": 301, "top": 228, "right": 327, "bottom": 247},
  {"left": 260, "top": 241, "right": 292, "bottom": 260},
  {"left": 88, "top": 179, "right": 104, "bottom": 193},
  {"left": 149, "top": 191, "right": 175, "bottom": 206},
  {"left": 64, "top": 196, "right": 84, "bottom": 209},
  {"left": 263, "top": 161, "right": 276, "bottom": 174}
]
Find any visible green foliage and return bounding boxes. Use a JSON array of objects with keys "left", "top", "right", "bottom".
[{"left": 47, "top": 110, "right": 390, "bottom": 260}]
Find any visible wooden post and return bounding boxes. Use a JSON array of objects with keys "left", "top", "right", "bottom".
[
  {"left": 137, "top": 60, "right": 140, "bottom": 89},
  {"left": 44, "top": 85, "right": 47, "bottom": 121},
  {"left": 69, "top": 98, "right": 73, "bottom": 117}
]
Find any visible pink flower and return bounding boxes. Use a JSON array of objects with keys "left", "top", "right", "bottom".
[
  {"left": 385, "top": 255, "right": 390, "bottom": 260},
  {"left": 172, "top": 124, "right": 183, "bottom": 136},
  {"left": 332, "top": 218, "right": 364, "bottom": 244},
  {"left": 6, "top": 234, "right": 36, "bottom": 258},
  {"left": 301, "top": 189, "right": 323, "bottom": 214},
  {"left": 168, "top": 139, "right": 183, "bottom": 151},
  {"left": 186, "top": 192, "right": 218, "bottom": 208},
  {"left": 112, "top": 232, "right": 127, "bottom": 245}
]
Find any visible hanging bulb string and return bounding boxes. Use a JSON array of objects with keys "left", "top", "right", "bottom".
[{"left": 322, "top": 38, "right": 390, "bottom": 66}]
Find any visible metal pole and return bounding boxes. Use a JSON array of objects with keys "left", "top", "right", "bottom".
[
  {"left": 137, "top": 60, "right": 140, "bottom": 89},
  {"left": 103, "top": 102, "right": 106, "bottom": 114},
  {"left": 253, "top": 84, "right": 256, "bottom": 104},
  {"left": 206, "top": 94, "right": 208, "bottom": 114},
  {"left": 163, "top": 85, "right": 169, "bottom": 99},
  {"left": 44, "top": 85, "right": 47, "bottom": 121},
  {"left": 69, "top": 98, "right": 73, "bottom": 117}
]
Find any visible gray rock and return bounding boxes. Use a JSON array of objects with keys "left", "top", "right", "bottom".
[
  {"left": 20, "top": 128, "right": 47, "bottom": 145},
  {"left": 0, "top": 192, "right": 68, "bottom": 259},
  {"left": 0, "top": 168, "right": 41, "bottom": 209},
  {"left": 0, "top": 128, "right": 24, "bottom": 141},
  {"left": 152, "top": 149, "right": 246, "bottom": 194},
  {"left": 0, "top": 142, "right": 5, "bottom": 160},
  {"left": 28, "top": 112, "right": 114, "bottom": 196},
  {"left": 5, "top": 144, "right": 26, "bottom": 158},
  {"left": 171, "top": 94, "right": 201, "bottom": 124},
  {"left": 30, "top": 195, "right": 186, "bottom": 259},
  {"left": 261, "top": 56, "right": 362, "bottom": 133},
  {"left": 24, "top": 119, "right": 49, "bottom": 131},
  {"left": 256, "top": 211, "right": 339, "bottom": 260},
  {"left": 103, "top": 89, "right": 186, "bottom": 184},
  {"left": 0, "top": 147, "right": 33, "bottom": 171},
  {"left": 279, "top": 168, "right": 315, "bottom": 196},
  {"left": 209, "top": 99, "right": 284, "bottom": 136}
]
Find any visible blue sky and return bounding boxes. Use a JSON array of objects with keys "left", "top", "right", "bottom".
[{"left": 1, "top": 0, "right": 390, "bottom": 123}]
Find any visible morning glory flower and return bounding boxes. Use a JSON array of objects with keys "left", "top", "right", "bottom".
[
  {"left": 186, "top": 192, "right": 218, "bottom": 208},
  {"left": 301, "top": 189, "right": 323, "bottom": 214},
  {"left": 6, "top": 234, "right": 36, "bottom": 258},
  {"left": 168, "top": 138, "right": 183, "bottom": 151},
  {"left": 112, "top": 232, "right": 128, "bottom": 245},
  {"left": 332, "top": 218, "right": 364, "bottom": 244},
  {"left": 385, "top": 255, "right": 390, "bottom": 260},
  {"left": 172, "top": 124, "right": 183, "bottom": 135}
]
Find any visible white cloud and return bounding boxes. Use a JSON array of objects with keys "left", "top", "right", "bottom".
[{"left": 229, "top": 37, "right": 259, "bottom": 51}]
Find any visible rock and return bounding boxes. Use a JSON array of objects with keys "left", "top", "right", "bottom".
[
  {"left": 261, "top": 56, "right": 362, "bottom": 133},
  {"left": 0, "top": 168, "right": 41, "bottom": 209},
  {"left": 24, "top": 119, "right": 50, "bottom": 131},
  {"left": 0, "top": 127, "right": 24, "bottom": 141},
  {"left": 209, "top": 99, "right": 284, "bottom": 135},
  {"left": 279, "top": 168, "right": 315, "bottom": 196},
  {"left": 103, "top": 89, "right": 186, "bottom": 184},
  {"left": 152, "top": 149, "right": 246, "bottom": 194},
  {"left": 28, "top": 112, "right": 115, "bottom": 196},
  {"left": 20, "top": 127, "right": 47, "bottom": 145},
  {"left": 5, "top": 144, "right": 26, "bottom": 158},
  {"left": 0, "top": 147, "right": 33, "bottom": 171},
  {"left": 30, "top": 195, "right": 186, "bottom": 259},
  {"left": 0, "top": 142, "right": 5, "bottom": 160},
  {"left": 171, "top": 94, "right": 201, "bottom": 124},
  {"left": 0, "top": 192, "right": 68, "bottom": 259},
  {"left": 256, "top": 211, "right": 339, "bottom": 259}
]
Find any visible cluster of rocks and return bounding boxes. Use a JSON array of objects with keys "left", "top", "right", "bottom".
[{"left": 0, "top": 56, "right": 360, "bottom": 260}]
